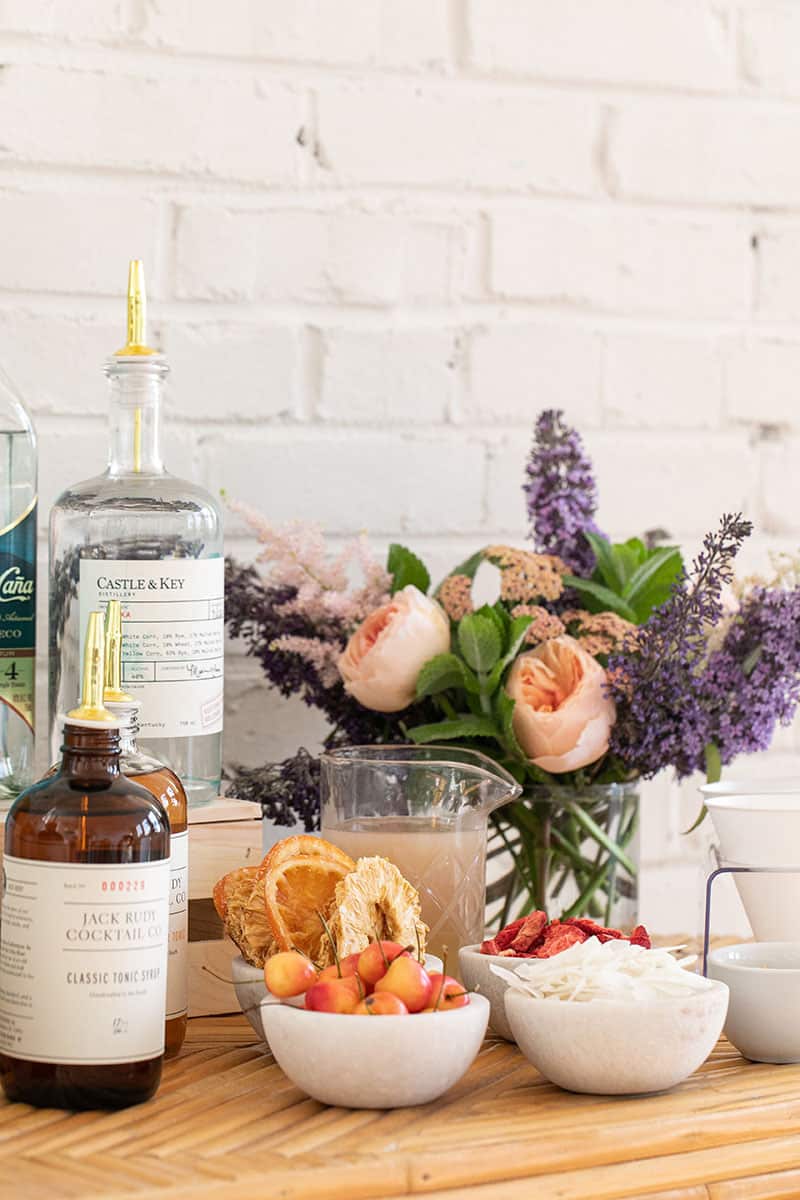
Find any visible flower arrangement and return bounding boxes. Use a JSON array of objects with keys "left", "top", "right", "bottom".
[{"left": 226, "top": 410, "right": 800, "bottom": 924}]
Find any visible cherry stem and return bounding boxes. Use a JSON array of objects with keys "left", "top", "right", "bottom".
[
  {"left": 434, "top": 946, "right": 449, "bottom": 1012},
  {"left": 317, "top": 909, "right": 341, "bottom": 975}
]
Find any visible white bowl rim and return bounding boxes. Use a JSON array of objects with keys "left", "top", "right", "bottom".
[
  {"left": 503, "top": 978, "right": 728, "bottom": 1012},
  {"left": 260, "top": 990, "right": 489, "bottom": 1024},
  {"left": 708, "top": 942, "right": 800, "bottom": 973},
  {"left": 703, "top": 790, "right": 800, "bottom": 813}
]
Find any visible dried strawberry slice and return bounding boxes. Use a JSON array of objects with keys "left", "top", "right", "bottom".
[
  {"left": 534, "top": 922, "right": 587, "bottom": 958},
  {"left": 480, "top": 937, "right": 501, "bottom": 955},
  {"left": 494, "top": 917, "right": 527, "bottom": 950},
  {"left": 509, "top": 911, "right": 548, "bottom": 953},
  {"left": 564, "top": 917, "right": 624, "bottom": 941},
  {"left": 629, "top": 925, "right": 651, "bottom": 949}
]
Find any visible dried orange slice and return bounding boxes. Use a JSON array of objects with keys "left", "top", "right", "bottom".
[{"left": 261, "top": 836, "right": 356, "bottom": 962}]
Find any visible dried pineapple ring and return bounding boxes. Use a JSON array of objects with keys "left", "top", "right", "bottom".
[
  {"left": 213, "top": 864, "right": 276, "bottom": 967},
  {"left": 321, "top": 856, "right": 428, "bottom": 967},
  {"left": 262, "top": 835, "right": 356, "bottom": 962}
]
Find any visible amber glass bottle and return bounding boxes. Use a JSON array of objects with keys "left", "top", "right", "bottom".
[
  {"left": 103, "top": 600, "right": 188, "bottom": 1055},
  {"left": 0, "top": 613, "right": 170, "bottom": 1110}
]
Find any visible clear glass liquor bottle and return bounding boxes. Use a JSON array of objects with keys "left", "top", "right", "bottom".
[
  {"left": 0, "top": 366, "right": 36, "bottom": 809},
  {"left": 48, "top": 263, "right": 224, "bottom": 806}
]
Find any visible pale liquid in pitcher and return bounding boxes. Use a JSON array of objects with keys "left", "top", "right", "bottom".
[{"left": 322, "top": 816, "right": 487, "bottom": 965}]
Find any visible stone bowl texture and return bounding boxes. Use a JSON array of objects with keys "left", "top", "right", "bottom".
[
  {"left": 260, "top": 992, "right": 490, "bottom": 1108},
  {"left": 505, "top": 980, "right": 729, "bottom": 1095}
]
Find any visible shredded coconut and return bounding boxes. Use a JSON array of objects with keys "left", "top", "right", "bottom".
[{"left": 490, "top": 937, "right": 712, "bottom": 1004}]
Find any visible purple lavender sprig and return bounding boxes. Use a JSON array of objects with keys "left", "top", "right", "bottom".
[
  {"left": 523, "top": 410, "right": 602, "bottom": 576},
  {"left": 609, "top": 513, "right": 753, "bottom": 778},
  {"left": 700, "top": 586, "right": 800, "bottom": 765}
]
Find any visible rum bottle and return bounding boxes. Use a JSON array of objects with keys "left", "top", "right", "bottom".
[
  {"left": 48, "top": 261, "right": 224, "bottom": 807},
  {"left": 0, "top": 365, "right": 36, "bottom": 808},
  {"left": 0, "top": 612, "right": 170, "bottom": 1109}
]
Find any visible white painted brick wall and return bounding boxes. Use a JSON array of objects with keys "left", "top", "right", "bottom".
[{"left": 2, "top": 0, "right": 799, "bottom": 936}]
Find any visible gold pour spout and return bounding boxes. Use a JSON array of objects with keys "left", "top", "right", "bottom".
[
  {"left": 114, "top": 259, "right": 157, "bottom": 357},
  {"left": 103, "top": 599, "right": 135, "bottom": 705},
  {"left": 67, "top": 612, "right": 117, "bottom": 724}
]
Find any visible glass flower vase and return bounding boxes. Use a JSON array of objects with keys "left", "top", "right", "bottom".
[{"left": 488, "top": 781, "right": 640, "bottom": 932}]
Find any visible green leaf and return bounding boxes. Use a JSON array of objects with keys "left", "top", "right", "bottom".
[
  {"left": 444, "top": 549, "right": 486, "bottom": 582},
  {"left": 485, "top": 616, "right": 533, "bottom": 695},
  {"left": 562, "top": 576, "right": 638, "bottom": 623},
  {"left": 704, "top": 742, "right": 722, "bottom": 785},
  {"left": 613, "top": 543, "right": 644, "bottom": 586},
  {"left": 742, "top": 646, "right": 762, "bottom": 677},
  {"left": 623, "top": 546, "right": 683, "bottom": 621},
  {"left": 457, "top": 613, "right": 502, "bottom": 673},
  {"left": 494, "top": 690, "right": 527, "bottom": 761},
  {"left": 407, "top": 715, "right": 500, "bottom": 744},
  {"left": 387, "top": 544, "right": 430, "bottom": 596},
  {"left": 585, "top": 532, "right": 624, "bottom": 592},
  {"left": 475, "top": 603, "right": 507, "bottom": 647},
  {"left": 415, "top": 653, "right": 479, "bottom": 698}
]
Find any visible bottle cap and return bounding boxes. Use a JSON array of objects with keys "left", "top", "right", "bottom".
[
  {"left": 103, "top": 600, "right": 136, "bottom": 706},
  {"left": 66, "top": 612, "right": 120, "bottom": 727},
  {"left": 114, "top": 260, "right": 158, "bottom": 357}
]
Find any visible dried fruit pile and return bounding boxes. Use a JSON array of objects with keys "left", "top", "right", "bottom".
[
  {"left": 480, "top": 912, "right": 651, "bottom": 959},
  {"left": 214, "top": 835, "right": 428, "bottom": 968}
]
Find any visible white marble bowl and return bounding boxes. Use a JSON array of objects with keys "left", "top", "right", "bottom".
[
  {"left": 261, "top": 992, "right": 490, "bottom": 1108},
  {"left": 708, "top": 942, "right": 800, "bottom": 1063},
  {"left": 232, "top": 952, "right": 443, "bottom": 1045},
  {"left": 505, "top": 981, "right": 729, "bottom": 1095},
  {"left": 458, "top": 945, "right": 517, "bottom": 1041}
]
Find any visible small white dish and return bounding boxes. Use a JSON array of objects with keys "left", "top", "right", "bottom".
[
  {"left": 505, "top": 981, "right": 728, "bottom": 1095},
  {"left": 458, "top": 944, "right": 517, "bottom": 1041},
  {"left": 261, "top": 992, "right": 490, "bottom": 1108},
  {"left": 232, "top": 952, "right": 443, "bottom": 1045},
  {"left": 708, "top": 942, "right": 800, "bottom": 1063}
]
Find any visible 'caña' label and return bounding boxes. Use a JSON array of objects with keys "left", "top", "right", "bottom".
[
  {"left": 0, "top": 857, "right": 169, "bottom": 1065},
  {"left": 0, "top": 500, "right": 36, "bottom": 731},
  {"left": 79, "top": 559, "right": 224, "bottom": 740}
]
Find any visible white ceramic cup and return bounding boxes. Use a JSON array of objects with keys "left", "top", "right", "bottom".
[
  {"left": 707, "top": 942, "right": 800, "bottom": 1063},
  {"left": 702, "top": 785, "right": 800, "bottom": 941}
]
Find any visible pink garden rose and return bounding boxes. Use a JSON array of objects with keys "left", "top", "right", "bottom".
[
  {"left": 505, "top": 635, "right": 615, "bottom": 773},
  {"left": 339, "top": 585, "right": 451, "bottom": 713}
]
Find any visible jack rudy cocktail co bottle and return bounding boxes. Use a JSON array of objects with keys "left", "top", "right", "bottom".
[
  {"left": 0, "top": 612, "right": 170, "bottom": 1110},
  {"left": 103, "top": 599, "right": 188, "bottom": 1056},
  {"left": 48, "top": 260, "right": 224, "bottom": 807},
  {"left": 0, "top": 366, "right": 36, "bottom": 809}
]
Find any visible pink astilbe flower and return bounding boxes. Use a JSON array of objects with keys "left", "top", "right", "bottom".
[{"left": 229, "top": 502, "right": 390, "bottom": 630}]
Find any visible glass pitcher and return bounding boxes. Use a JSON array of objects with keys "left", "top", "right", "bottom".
[{"left": 320, "top": 745, "right": 521, "bottom": 962}]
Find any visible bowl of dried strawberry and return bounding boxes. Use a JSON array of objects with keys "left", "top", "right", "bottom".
[{"left": 460, "top": 913, "right": 654, "bottom": 1042}]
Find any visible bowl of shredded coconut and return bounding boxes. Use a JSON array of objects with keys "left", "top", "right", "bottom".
[{"left": 494, "top": 938, "right": 729, "bottom": 1095}]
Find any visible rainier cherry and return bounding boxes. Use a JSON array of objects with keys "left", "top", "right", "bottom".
[
  {"left": 425, "top": 973, "right": 469, "bottom": 1011},
  {"left": 318, "top": 952, "right": 362, "bottom": 983},
  {"left": 357, "top": 940, "right": 408, "bottom": 987},
  {"left": 304, "top": 975, "right": 362, "bottom": 1013},
  {"left": 264, "top": 951, "right": 318, "bottom": 998},
  {"left": 374, "top": 956, "right": 432, "bottom": 1013},
  {"left": 353, "top": 991, "right": 409, "bottom": 1016}
]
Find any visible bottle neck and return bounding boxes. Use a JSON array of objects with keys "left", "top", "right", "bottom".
[
  {"left": 105, "top": 358, "right": 168, "bottom": 476},
  {"left": 60, "top": 722, "right": 122, "bottom": 783},
  {"left": 105, "top": 701, "right": 140, "bottom": 756}
]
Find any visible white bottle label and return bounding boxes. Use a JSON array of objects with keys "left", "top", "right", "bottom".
[
  {"left": 0, "top": 856, "right": 169, "bottom": 1065},
  {"left": 79, "top": 559, "right": 224, "bottom": 740},
  {"left": 168, "top": 830, "right": 188, "bottom": 1020}
]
